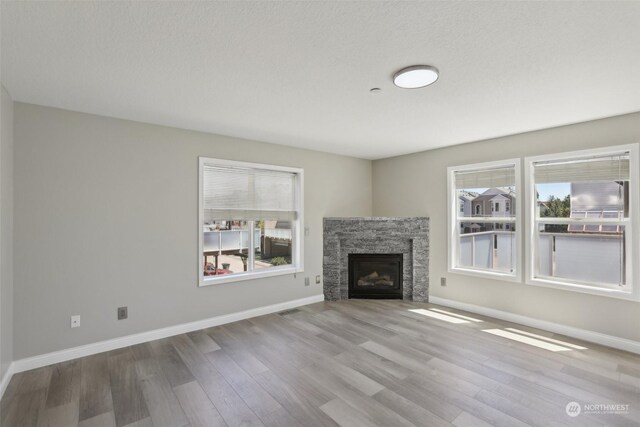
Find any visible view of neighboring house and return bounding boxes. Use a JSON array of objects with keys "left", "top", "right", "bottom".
[
  {"left": 471, "top": 187, "right": 515, "bottom": 217},
  {"left": 458, "top": 190, "right": 477, "bottom": 216},
  {"left": 460, "top": 182, "right": 626, "bottom": 285},
  {"left": 459, "top": 187, "right": 515, "bottom": 232},
  {"left": 458, "top": 191, "right": 478, "bottom": 233}
]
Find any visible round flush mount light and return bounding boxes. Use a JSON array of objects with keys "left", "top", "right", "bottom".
[{"left": 393, "top": 65, "right": 439, "bottom": 89}]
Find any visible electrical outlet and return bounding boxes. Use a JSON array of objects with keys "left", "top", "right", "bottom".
[
  {"left": 316, "top": 275, "right": 321, "bottom": 284},
  {"left": 304, "top": 277, "right": 310, "bottom": 286},
  {"left": 71, "top": 315, "right": 80, "bottom": 328},
  {"left": 441, "top": 277, "right": 447, "bottom": 287},
  {"left": 117, "top": 306, "right": 128, "bottom": 320}
]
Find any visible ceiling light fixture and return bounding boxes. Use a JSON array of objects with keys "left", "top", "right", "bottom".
[{"left": 393, "top": 65, "right": 439, "bottom": 89}]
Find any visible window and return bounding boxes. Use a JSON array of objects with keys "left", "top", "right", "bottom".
[
  {"left": 448, "top": 159, "right": 521, "bottom": 281},
  {"left": 198, "top": 158, "right": 304, "bottom": 286},
  {"left": 526, "top": 145, "right": 639, "bottom": 300}
]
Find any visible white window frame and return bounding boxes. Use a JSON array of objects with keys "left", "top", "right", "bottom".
[
  {"left": 198, "top": 157, "right": 304, "bottom": 287},
  {"left": 524, "top": 144, "right": 640, "bottom": 301},
  {"left": 447, "top": 158, "right": 522, "bottom": 283}
]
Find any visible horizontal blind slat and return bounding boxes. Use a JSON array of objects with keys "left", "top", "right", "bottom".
[
  {"left": 454, "top": 167, "right": 515, "bottom": 189},
  {"left": 534, "top": 155, "right": 629, "bottom": 184}
]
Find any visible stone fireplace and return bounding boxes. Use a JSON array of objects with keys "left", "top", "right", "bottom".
[{"left": 323, "top": 217, "right": 429, "bottom": 301}]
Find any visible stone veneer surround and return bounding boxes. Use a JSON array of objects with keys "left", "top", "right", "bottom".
[{"left": 323, "top": 217, "right": 429, "bottom": 301}]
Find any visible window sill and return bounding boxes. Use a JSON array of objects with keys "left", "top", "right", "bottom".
[
  {"left": 199, "top": 266, "right": 303, "bottom": 287},
  {"left": 449, "top": 266, "right": 520, "bottom": 283},
  {"left": 526, "top": 277, "right": 639, "bottom": 301}
]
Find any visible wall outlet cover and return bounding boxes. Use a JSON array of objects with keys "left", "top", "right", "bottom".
[
  {"left": 316, "top": 275, "right": 321, "bottom": 284},
  {"left": 304, "top": 277, "right": 310, "bottom": 286},
  {"left": 441, "top": 277, "right": 447, "bottom": 287},
  {"left": 117, "top": 306, "right": 128, "bottom": 320},
  {"left": 71, "top": 315, "right": 80, "bottom": 328}
]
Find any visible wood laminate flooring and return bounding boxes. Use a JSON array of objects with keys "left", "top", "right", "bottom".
[{"left": 1, "top": 300, "right": 639, "bottom": 426}]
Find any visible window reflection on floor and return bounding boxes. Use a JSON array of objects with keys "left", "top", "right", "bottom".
[
  {"left": 409, "top": 309, "right": 470, "bottom": 324},
  {"left": 429, "top": 308, "right": 483, "bottom": 322},
  {"left": 409, "top": 307, "right": 587, "bottom": 353},
  {"left": 505, "top": 328, "right": 588, "bottom": 350},
  {"left": 483, "top": 329, "right": 577, "bottom": 352}
]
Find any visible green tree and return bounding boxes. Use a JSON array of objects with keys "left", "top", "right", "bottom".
[
  {"left": 541, "top": 195, "right": 570, "bottom": 232},
  {"left": 542, "top": 195, "right": 570, "bottom": 218}
]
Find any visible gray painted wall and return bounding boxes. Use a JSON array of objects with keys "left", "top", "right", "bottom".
[
  {"left": 13, "top": 103, "right": 372, "bottom": 359},
  {"left": 1, "top": 86, "right": 14, "bottom": 379},
  {"left": 372, "top": 111, "right": 640, "bottom": 342}
]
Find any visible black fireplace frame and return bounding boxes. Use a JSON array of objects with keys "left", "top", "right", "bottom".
[{"left": 348, "top": 253, "right": 403, "bottom": 299}]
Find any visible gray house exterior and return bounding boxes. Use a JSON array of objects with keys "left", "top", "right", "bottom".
[
  {"left": 458, "top": 191, "right": 477, "bottom": 217},
  {"left": 469, "top": 187, "right": 515, "bottom": 231}
]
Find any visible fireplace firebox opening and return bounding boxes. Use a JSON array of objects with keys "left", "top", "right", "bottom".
[{"left": 348, "top": 253, "right": 403, "bottom": 299}]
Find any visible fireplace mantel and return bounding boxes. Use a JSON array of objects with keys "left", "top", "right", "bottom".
[{"left": 323, "top": 217, "right": 429, "bottom": 301}]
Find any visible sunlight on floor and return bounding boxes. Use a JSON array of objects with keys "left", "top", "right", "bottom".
[
  {"left": 483, "top": 329, "right": 573, "bottom": 352},
  {"left": 410, "top": 307, "right": 586, "bottom": 353},
  {"left": 429, "top": 308, "right": 483, "bottom": 322},
  {"left": 505, "top": 328, "right": 588, "bottom": 350},
  {"left": 409, "top": 309, "right": 470, "bottom": 324}
]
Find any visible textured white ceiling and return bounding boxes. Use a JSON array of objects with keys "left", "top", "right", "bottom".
[{"left": 3, "top": 1, "right": 640, "bottom": 159}]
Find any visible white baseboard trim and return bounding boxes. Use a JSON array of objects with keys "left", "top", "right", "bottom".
[
  {"left": 429, "top": 296, "right": 640, "bottom": 355},
  {"left": 0, "top": 363, "right": 15, "bottom": 400},
  {"left": 5, "top": 294, "right": 324, "bottom": 392}
]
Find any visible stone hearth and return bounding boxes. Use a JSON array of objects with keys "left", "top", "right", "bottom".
[{"left": 323, "top": 217, "right": 429, "bottom": 301}]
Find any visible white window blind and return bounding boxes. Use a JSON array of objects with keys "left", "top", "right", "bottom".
[
  {"left": 454, "top": 167, "right": 516, "bottom": 189},
  {"left": 534, "top": 154, "right": 629, "bottom": 184},
  {"left": 203, "top": 165, "right": 297, "bottom": 221}
]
